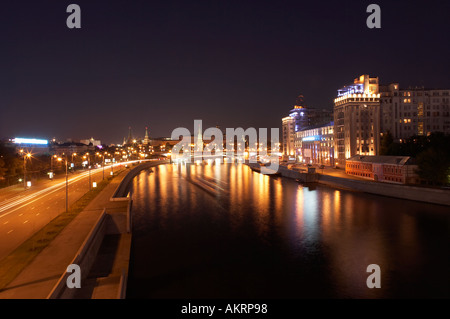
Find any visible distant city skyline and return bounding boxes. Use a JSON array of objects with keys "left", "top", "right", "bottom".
[{"left": 1, "top": 0, "right": 449, "bottom": 144}]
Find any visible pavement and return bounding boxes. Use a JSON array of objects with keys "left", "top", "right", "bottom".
[
  {"left": 0, "top": 167, "right": 131, "bottom": 299},
  {"left": 0, "top": 166, "right": 118, "bottom": 261}
]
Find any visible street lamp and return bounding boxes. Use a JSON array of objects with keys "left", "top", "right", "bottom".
[
  {"left": 58, "top": 156, "right": 69, "bottom": 213},
  {"left": 22, "top": 152, "right": 31, "bottom": 189},
  {"left": 102, "top": 153, "right": 105, "bottom": 180},
  {"left": 72, "top": 153, "right": 77, "bottom": 170},
  {"left": 50, "top": 154, "right": 57, "bottom": 176},
  {"left": 85, "top": 153, "right": 91, "bottom": 190}
]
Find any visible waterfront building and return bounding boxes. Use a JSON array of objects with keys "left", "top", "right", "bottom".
[
  {"left": 282, "top": 94, "right": 333, "bottom": 161},
  {"left": 345, "top": 155, "right": 419, "bottom": 184},
  {"left": 379, "top": 84, "right": 450, "bottom": 140},
  {"left": 334, "top": 75, "right": 381, "bottom": 167},
  {"left": 295, "top": 122, "right": 335, "bottom": 166},
  {"left": 288, "top": 95, "right": 333, "bottom": 132},
  {"left": 282, "top": 116, "right": 295, "bottom": 159}
]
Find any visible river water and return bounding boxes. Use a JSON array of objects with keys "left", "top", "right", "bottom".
[{"left": 126, "top": 163, "right": 450, "bottom": 298}]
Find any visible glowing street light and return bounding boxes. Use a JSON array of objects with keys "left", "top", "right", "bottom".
[
  {"left": 22, "top": 152, "right": 32, "bottom": 189},
  {"left": 84, "top": 153, "right": 91, "bottom": 190},
  {"left": 58, "top": 156, "right": 69, "bottom": 213}
]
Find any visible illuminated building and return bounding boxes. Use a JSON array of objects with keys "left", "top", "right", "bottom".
[
  {"left": 288, "top": 94, "right": 333, "bottom": 132},
  {"left": 295, "top": 122, "right": 334, "bottom": 166},
  {"left": 80, "top": 137, "right": 101, "bottom": 147},
  {"left": 51, "top": 142, "right": 93, "bottom": 155},
  {"left": 9, "top": 137, "right": 50, "bottom": 154},
  {"left": 379, "top": 85, "right": 450, "bottom": 140},
  {"left": 334, "top": 75, "right": 381, "bottom": 167},
  {"left": 282, "top": 116, "right": 295, "bottom": 159},
  {"left": 345, "top": 155, "right": 419, "bottom": 184},
  {"left": 282, "top": 94, "right": 332, "bottom": 161},
  {"left": 143, "top": 127, "right": 150, "bottom": 145},
  {"left": 126, "top": 127, "right": 133, "bottom": 145}
]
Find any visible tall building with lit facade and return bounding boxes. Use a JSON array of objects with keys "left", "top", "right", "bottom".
[
  {"left": 282, "top": 116, "right": 295, "bottom": 158},
  {"left": 334, "top": 75, "right": 381, "bottom": 167},
  {"left": 379, "top": 85, "right": 450, "bottom": 140},
  {"left": 143, "top": 127, "right": 150, "bottom": 145},
  {"left": 288, "top": 95, "right": 333, "bottom": 132},
  {"left": 282, "top": 94, "right": 333, "bottom": 160},
  {"left": 295, "top": 121, "right": 335, "bottom": 166}
]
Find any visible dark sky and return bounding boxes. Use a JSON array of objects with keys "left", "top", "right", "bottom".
[{"left": 1, "top": 0, "right": 449, "bottom": 144}]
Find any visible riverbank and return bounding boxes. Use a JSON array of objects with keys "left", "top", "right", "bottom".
[{"left": 246, "top": 162, "right": 450, "bottom": 206}]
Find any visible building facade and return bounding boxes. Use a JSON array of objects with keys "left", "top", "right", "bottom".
[
  {"left": 334, "top": 75, "right": 381, "bottom": 167},
  {"left": 282, "top": 94, "right": 333, "bottom": 161},
  {"left": 380, "top": 85, "right": 450, "bottom": 140},
  {"left": 282, "top": 116, "right": 295, "bottom": 158},
  {"left": 295, "top": 122, "right": 335, "bottom": 166},
  {"left": 345, "top": 155, "right": 419, "bottom": 185},
  {"left": 80, "top": 137, "right": 101, "bottom": 147}
]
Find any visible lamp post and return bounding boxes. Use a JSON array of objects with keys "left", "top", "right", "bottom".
[
  {"left": 58, "top": 156, "right": 69, "bottom": 213},
  {"left": 72, "top": 153, "right": 77, "bottom": 171},
  {"left": 86, "top": 153, "right": 91, "bottom": 190},
  {"left": 111, "top": 152, "right": 115, "bottom": 176},
  {"left": 22, "top": 152, "right": 31, "bottom": 189},
  {"left": 50, "top": 154, "right": 57, "bottom": 176}
]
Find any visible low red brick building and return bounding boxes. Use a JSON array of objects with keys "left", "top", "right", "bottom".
[{"left": 346, "top": 155, "right": 419, "bottom": 184}]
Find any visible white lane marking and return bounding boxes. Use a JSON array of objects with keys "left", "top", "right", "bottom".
[
  {"left": 19, "top": 213, "right": 23, "bottom": 216},
  {"left": 7, "top": 230, "right": 13, "bottom": 234},
  {"left": 23, "top": 220, "right": 28, "bottom": 224},
  {"left": 36, "top": 213, "right": 40, "bottom": 216},
  {"left": 3, "top": 221, "right": 9, "bottom": 225},
  {"left": 0, "top": 161, "right": 136, "bottom": 218}
]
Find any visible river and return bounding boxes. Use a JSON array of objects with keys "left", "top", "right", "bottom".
[{"left": 126, "top": 162, "right": 450, "bottom": 298}]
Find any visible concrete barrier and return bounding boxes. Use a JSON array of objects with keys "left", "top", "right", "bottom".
[
  {"left": 111, "top": 160, "right": 168, "bottom": 201},
  {"left": 47, "top": 209, "right": 108, "bottom": 299},
  {"left": 117, "top": 269, "right": 127, "bottom": 299},
  {"left": 126, "top": 197, "right": 132, "bottom": 234},
  {"left": 318, "top": 174, "right": 450, "bottom": 206},
  {"left": 247, "top": 163, "right": 318, "bottom": 182}
]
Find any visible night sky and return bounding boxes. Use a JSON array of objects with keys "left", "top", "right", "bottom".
[{"left": 1, "top": 0, "right": 449, "bottom": 144}]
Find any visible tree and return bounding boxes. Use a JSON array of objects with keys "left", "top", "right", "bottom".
[
  {"left": 416, "top": 147, "right": 450, "bottom": 185},
  {"left": 0, "top": 157, "right": 7, "bottom": 180},
  {"left": 380, "top": 131, "right": 394, "bottom": 155}
]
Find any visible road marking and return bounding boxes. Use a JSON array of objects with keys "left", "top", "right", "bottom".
[
  {"left": 23, "top": 220, "right": 28, "bottom": 224},
  {"left": 47, "top": 207, "right": 50, "bottom": 209},
  {"left": 3, "top": 221, "right": 8, "bottom": 225},
  {"left": 36, "top": 213, "right": 40, "bottom": 216},
  {"left": 0, "top": 161, "right": 135, "bottom": 218},
  {"left": 19, "top": 213, "right": 23, "bottom": 216},
  {"left": 31, "top": 207, "right": 35, "bottom": 210},
  {"left": 7, "top": 230, "right": 13, "bottom": 234}
]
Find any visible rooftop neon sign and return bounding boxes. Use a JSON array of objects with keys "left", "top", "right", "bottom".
[
  {"left": 13, "top": 138, "right": 48, "bottom": 145},
  {"left": 302, "top": 136, "right": 320, "bottom": 142}
]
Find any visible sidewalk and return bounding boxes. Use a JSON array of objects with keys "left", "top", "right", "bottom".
[{"left": 0, "top": 168, "right": 130, "bottom": 299}]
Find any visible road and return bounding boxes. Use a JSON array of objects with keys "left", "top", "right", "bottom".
[{"left": 0, "top": 161, "right": 134, "bottom": 261}]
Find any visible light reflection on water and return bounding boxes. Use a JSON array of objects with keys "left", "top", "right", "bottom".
[{"left": 127, "top": 163, "right": 450, "bottom": 299}]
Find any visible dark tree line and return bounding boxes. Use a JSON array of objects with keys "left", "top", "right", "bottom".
[{"left": 380, "top": 131, "right": 450, "bottom": 185}]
